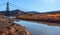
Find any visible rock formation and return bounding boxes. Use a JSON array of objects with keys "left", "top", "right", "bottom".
[{"left": 0, "top": 15, "right": 30, "bottom": 35}]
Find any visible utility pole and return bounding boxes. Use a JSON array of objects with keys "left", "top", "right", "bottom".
[{"left": 6, "top": 2, "right": 10, "bottom": 16}]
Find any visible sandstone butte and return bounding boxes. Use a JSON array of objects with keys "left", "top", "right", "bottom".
[{"left": 0, "top": 15, "right": 30, "bottom": 35}]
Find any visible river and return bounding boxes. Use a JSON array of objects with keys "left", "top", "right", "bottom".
[{"left": 14, "top": 20, "right": 60, "bottom": 35}]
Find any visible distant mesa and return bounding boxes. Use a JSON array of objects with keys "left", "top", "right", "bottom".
[
  {"left": 43, "top": 10, "right": 60, "bottom": 14},
  {"left": 0, "top": 9, "right": 60, "bottom": 16},
  {"left": 0, "top": 9, "right": 41, "bottom": 16},
  {"left": 0, "top": 9, "right": 23, "bottom": 16}
]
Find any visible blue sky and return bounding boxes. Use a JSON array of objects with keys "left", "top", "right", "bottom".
[{"left": 0, "top": 0, "right": 60, "bottom": 12}]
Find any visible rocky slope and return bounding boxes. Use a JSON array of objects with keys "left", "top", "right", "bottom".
[{"left": 0, "top": 15, "right": 30, "bottom": 35}]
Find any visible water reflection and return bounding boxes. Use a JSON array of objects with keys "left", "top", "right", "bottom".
[{"left": 14, "top": 20, "right": 60, "bottom": 35}]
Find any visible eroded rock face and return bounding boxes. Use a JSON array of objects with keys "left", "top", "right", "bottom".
[{"left": 0, "top": 15, "right": 30, "bottom": 35}]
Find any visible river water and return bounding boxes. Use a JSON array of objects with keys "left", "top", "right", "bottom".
[{"left": 14, "top": 20, "right": 60, "bottom": 35}]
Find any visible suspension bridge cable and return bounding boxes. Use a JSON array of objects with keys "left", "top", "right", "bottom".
[
  {"left": 0, "top": 2, "right": 28, "bottom": 11},
  {"left": 9, "top": 2, "right": 28, "bottom": 11},
  {"left": 9, "top": 4, "right": 20, "bottom": 9}
]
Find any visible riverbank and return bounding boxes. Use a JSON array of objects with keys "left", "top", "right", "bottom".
[
  {"left": 19, "top": 20, "right": 60, "bottom": 26},
  {"left": 0, "top": 15, "right": 30, "bottom": 35},
  {"left": 16, "top": 14, "right": 60, "bottom": 23}
]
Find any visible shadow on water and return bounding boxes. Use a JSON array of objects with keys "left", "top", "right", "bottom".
[{"left": 14, "top": 20, "right": 60, "bottom": 35}]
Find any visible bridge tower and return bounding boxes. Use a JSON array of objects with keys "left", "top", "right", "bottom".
[{"left": 6, "top": 2, "right": 10, "bottom": 16}]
